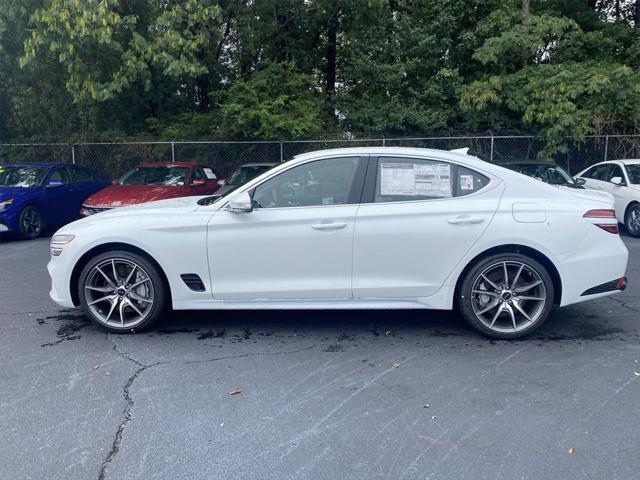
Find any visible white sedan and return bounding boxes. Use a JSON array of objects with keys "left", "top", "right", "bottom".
[
  {"left": 48, "top": 147, "right": 628, "bottom": 339},
  {"left": 575, "top": 159, "right": 640, "bottom": 236}
]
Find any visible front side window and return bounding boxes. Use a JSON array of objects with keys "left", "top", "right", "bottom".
[
  {"left": 252, "top": 157, "right": 359, "bottom": 208},
  {"left": 606, "top": 164, "right": 624, "bottom": 182},
  {"left": 119, "top": 166, "right": 189, "bottom": 186},
  {"left": 625, "top": 164, "right": 640, "bottom": 184},
  {"left": 48, "top": 168, "right": 69, "bottom": 185},
  {"left": 0, "top": 166, "right": 47, "bottom": 187},
  {"left": 374, "top": 157, "right": 489, "bottom": 202},
  {"left": 584, "top": 164, "right": 609, "bottom": 180}
]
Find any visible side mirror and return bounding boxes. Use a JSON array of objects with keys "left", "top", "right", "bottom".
[
  {"left": 226, "top": 191, "right": 253, "bottom": 213},
  {"left": 574, "top": 177, "right": 586, "bottom": 186},
  {"left": 611, "top": 176, "right": 624, "bottom": 186},
  {"left": 47, "top": 180, "right": 63, "bottom": 188},
  {"left": 191, "top": 178, "right": 206, "bottom": 186},
  {"left": 217, "top": 179, "right": 226, "bottom": 186}
]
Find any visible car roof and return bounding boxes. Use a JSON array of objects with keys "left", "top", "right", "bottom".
[
  {"left": 138, "top": 161, "right": 200, "bottom": 168},
  {"left": 500, "top": 160, "right": 558, "bottom": 166},
  {"left": 293, "top": 146, "right": 483, "bottom": 163},
  {"left": 239, "top": 162, "right": 279, "bottom": 167},
  {"left": 0, "top": 162, "right": 69, "bottom": 168}
]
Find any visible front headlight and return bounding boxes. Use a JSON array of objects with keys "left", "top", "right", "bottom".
[
  {"left": 0, "top": 198, "right": 14, "bottom": 211},
  {"left": 51, "top": 234, "right": 75, "bottom": 245}
]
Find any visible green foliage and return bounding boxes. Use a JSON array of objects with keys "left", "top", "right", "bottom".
[{"left": 0, "top": 0, "right": 639, "bottom": 150}]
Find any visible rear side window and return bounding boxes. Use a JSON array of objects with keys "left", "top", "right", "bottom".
[
  {"left": 456, "top": 166, "right": 490, "bottom": 196},
  {"left": 374, "top": 157, "right": 489, "bottom": 203},
  {"left": 67, "top": 167, "right": 93, "bottom": 182}
]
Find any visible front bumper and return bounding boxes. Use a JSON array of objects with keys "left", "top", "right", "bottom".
[{"left": 47, "top": 253, "right": 76, "bottom": 308}]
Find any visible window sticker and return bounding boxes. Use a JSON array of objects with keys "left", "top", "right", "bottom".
[
  {"left": 322, "top": 197, "right": 334, "bottom": 205},
  {"left": 414, "top": 163, "right": 451, "bottom": 197},
  {"left": 380, "top": 162, "right": 452, "bottom": 197},
  {"left": 203, "top": 168, "right": 217, "bottom": 179},
  {"left": 460, "top": 174, "right": 474, "bottom": 190},
  {"left": 380, "top": 163, "right": 416, "bottom": 195}
]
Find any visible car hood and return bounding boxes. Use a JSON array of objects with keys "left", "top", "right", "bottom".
[
  {"left": 0, "top": 186, "right": 36, "bottom": 201},
  {"left": 83, "top": 184, "right": 186, "bottom": 207}
]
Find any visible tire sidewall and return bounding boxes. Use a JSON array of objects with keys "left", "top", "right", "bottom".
[
  {"left": 78, "top": 250, "right": 167, "bottom": 333},
  {"left": 19, "top": 206, "right": 43, "bottom": 240},
  {"left": 458, "top": 253, "right": 555, "bottom": 339}
]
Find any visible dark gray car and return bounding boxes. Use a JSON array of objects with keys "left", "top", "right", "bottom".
[{"left": 216, "top": 162, "right": 278, "bottom": 196}]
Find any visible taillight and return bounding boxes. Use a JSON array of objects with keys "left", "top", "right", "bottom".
[{"left": 583, "top": 209, "right": 619, "bottom": 234}]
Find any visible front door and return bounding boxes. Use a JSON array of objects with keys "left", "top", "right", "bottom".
[
  {"left": 353, "top": 156, "right": 503, "bottom": 298},
  {"left": 207, "top": 156, "right": 366, "bottom": 300}
]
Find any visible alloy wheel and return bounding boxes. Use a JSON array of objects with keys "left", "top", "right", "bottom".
[
  {"left": 470, "top": 261, "right": 547, "bottom": 334},
  {"left": 22, "top": 209, "right": 41, "bottom": 237},
  {"left": 627, "top": 206, "right": 640, "bottom": 236},
  {"left": 84, "top": 258, "right": 155, "bottom": 328}
]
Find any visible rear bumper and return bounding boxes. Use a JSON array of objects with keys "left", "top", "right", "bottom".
[
  {"left": 555, "top": 230, "right": 628, "bottom": 306},
  {"left": 581, "top": 276, "right": 627, "bottom": 296}
]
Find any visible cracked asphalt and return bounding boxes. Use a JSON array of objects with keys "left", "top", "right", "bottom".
[{"left": 1, "top": 236, "right": 640, "bottom": 480}]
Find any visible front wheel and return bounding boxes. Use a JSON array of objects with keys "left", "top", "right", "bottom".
[
  {"left": 19, "top": 206, "right": 43, "bottom": 239},
  {"left": 78, "top": 250, "right": 168, "bottom": 333},
  {"left": 458, "top": 253, "right": 555, "bottom": 339},
  {"left": 624, "top": 204, "right": 640, "bottom": 237}
]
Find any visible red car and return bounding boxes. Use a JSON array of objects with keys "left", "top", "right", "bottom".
[{"left": 80, "top": 162, "right": 222, "bottom": 216}]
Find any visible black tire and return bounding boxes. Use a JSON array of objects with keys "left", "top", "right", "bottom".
[
  {"left": 19, "top": 206, "right": 43, "bottom": 239},
  {"left": 78, "top": 250, "right": 168, "bottom": 333},
  {"left": 457, "top": 253, "right": 555, "bottom": 339},
  {"left": 624, "top": 204, "right": 640, "bottom": 237}
]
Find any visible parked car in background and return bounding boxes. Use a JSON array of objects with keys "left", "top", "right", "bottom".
[
  {"left": 0, "top": 163, "right": 109, "bottom": 239},
  {"left": 502, "top": 161, "right": 585, "bottom": 189},
  {"left": 48, "top": 147, "right": 628, "bottom": 339},
  {"left": 575, "top": 160, "right": 640, "bottom": 237},
  {"left": 80, "top": 162, "right": 222, "bottom": 216},
  {"left": 215, "top": 162, "right": 278, "bottom": 196}
]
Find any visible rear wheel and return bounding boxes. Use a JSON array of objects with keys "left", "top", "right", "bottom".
[
  {"left": 78, "top": 250, "right": 167, "bottom": 333},
  {"left": 19, "top": 206, "right": 43, "bottom": 239},
  {"left": 624, "top": 204, "right": 640, "bottom": 237},
  {"left": 458, "top": 253, "right": 555, "bottom": 339}
]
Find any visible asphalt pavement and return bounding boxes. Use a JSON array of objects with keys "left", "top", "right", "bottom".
[{"left": 1, "top": 235, "right": 639, "bottom": 480}]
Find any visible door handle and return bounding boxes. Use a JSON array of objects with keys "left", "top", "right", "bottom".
[
  {"left": 447, "top": 215, "right": 485, "bottom": 225},
  {"left": 311, "top": 222, "right": 348, "bottom": 230}
]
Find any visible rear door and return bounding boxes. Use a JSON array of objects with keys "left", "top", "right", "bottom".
[{"left": 352, "top": 156, "right": 502, "bottom": 298}]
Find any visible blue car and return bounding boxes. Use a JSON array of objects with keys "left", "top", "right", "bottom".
[{"left": 0, "top": 163, "right": 109, "bottom": 239}]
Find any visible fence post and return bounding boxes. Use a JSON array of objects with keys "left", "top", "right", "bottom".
[
  {"left": 490, "top": 134, "right": 494, "bottom": 163},
  {"left": 604, "top": 135, "right": 609, "bottom": 162},
  {"left": 382, "top": 135, "right": 386, "bottom": 147},
  {"left": 171, "top": 141, "right": 176, "bottom": 162},
  {"left": 280, "top": 141, "right": 284, "bottom": 162},
  {"left": 71, "top": 144, "right": 76, "bottom": 164}
]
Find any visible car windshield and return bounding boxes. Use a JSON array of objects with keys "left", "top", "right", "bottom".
[
  {"left": 227, "top": 165, "right": 274, "bottom": 186},
  {"left": 0, "top": 166, "right": 47, "bottom": 187},
  {"left": 625, "top": 164, "right": 640, "bottom": 184},
  {"left": 119, "top": 166, "right": 189, "bottom": 186},
  {"left": 510, "top": 163, "right": 575, "bottom": 185}
]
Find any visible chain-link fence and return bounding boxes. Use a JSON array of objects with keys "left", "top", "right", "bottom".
[{"left": 2, "top": 135, "right": 640, "bottom": 178}]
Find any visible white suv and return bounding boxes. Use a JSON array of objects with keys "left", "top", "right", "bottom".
[{"left": 576, "top": 160, "right": 640, "bottom": 236}]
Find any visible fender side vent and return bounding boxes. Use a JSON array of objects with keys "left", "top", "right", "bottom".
[{"left": 180, "top": 274, "right": 205, "bottom": 292}]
